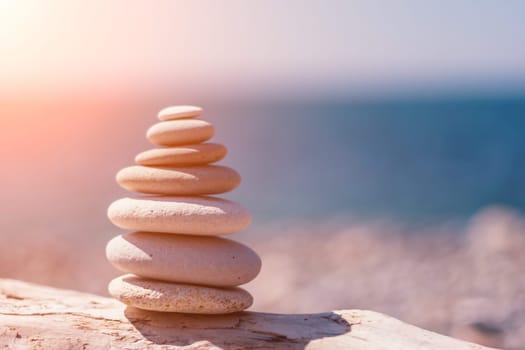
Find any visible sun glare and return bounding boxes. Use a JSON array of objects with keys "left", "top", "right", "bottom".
[
  {"left": 0, "top": 1, "right": 39, "bottom": 74},
  {"left": 0, "top": 0, "right": 29, "bottom": 35}
]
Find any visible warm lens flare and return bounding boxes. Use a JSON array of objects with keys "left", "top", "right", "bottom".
[{"left": 0, "top": 0, "right": 29, "bottom": 49}]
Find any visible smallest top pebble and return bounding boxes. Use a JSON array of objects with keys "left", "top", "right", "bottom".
[{"left": 158, "top": 105, "right": 203, "bottom": 121}]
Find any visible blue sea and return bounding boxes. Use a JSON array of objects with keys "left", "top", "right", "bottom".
[{"left": 205, "top": 96, "right": 525, "bottom": 225}]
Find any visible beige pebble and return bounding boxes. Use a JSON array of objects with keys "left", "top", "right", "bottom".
[
  {"left": 106, "top": 232, "right": 261, "bottom": 287},
  {"left": 158, "top": 105, "right": 203, "bottom": 121},
  {"left": 116, "top": 165, "right": 240, "bottom": 195},
  {"left": 109, "top": 274, "right": 253, "bottom": 314},
  {"left": 107, "top": 196, "right": 251, "bottom": 235},
  {"left": 147, "top": 119, "right": 214, "bottom": 146},
  {"left": 135, "top": 143, "right": 227, "bottom": 166}
]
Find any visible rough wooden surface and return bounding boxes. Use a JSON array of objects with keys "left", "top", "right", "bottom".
[{"left": 0, "top": 279, "right": 496, "bottom": 349}]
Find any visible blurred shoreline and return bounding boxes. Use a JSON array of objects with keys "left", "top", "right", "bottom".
[{"left": 3, "top": 94, "right": 525, "bottom": 222}]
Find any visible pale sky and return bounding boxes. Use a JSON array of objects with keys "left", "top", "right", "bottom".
[{"left": 1, "top": 0, "right": 524, "bottom": 98}]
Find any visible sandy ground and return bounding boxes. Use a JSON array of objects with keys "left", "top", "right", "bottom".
[{"left": 2, "top": 206, "right": 524, "bottom": 349}]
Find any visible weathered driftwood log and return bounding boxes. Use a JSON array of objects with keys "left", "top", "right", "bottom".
[{"left": 0, "top": 279, "right": 495, "bottom": 349}]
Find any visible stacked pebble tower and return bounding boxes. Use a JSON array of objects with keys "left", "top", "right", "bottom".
[{"left": 106, "top": 106, "right": 261, "bottom": 314}]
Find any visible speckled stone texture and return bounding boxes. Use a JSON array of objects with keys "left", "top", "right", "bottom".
[
  {"left": 116, "top": 165, "right": 240, "bottom": 195},
  {"left": 106, "top": 106, "right": 259, "bottom": 314},
  {"left": 108, "top": 275, "right": 253, "bottom": 314},
  {"left": 106, "top": 232, "right": 261, "bottom": 286}
]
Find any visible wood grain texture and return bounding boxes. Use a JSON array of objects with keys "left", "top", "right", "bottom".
[{"left": 0, "top": 279, "right": 496, "bottom": 349}]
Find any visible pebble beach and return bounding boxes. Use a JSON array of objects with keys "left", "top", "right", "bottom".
[{"left": 2, "top": 206, "right": 524, "bottom": 348}]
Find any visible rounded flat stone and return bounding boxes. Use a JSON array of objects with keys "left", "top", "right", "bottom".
[
  {"left": 107, "top": 196, "right": 251, "bottom": 235},
  {"left": 147, "top": 119, "right": 214, "bottom": 147},
  {"left": 106, "top": 232, "right": 261, "bottom": 286},
  {"left": 116, "top": 165, "right": 240, "bottom": 195},
  {"left": 158, "top": 105, "right": 203, "bottom": 121},
  {"left": 135, "top": 143, "right": 227, "bottom": 167},
  {"left": 109, "top": 274, "right": 253, "bottom": 314}
]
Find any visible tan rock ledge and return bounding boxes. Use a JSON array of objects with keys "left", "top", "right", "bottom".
[{"left": 0, "top": 279, "right": 496, "bottom": 349}]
